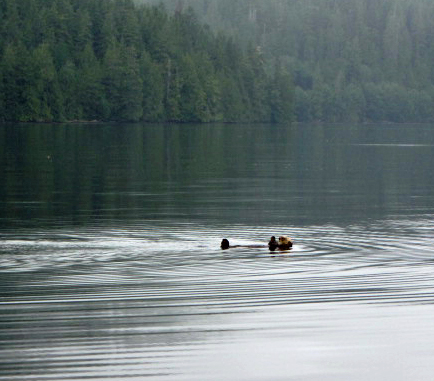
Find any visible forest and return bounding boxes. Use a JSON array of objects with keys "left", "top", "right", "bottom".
[
  {"left": 0, "top": 0, "right": 293, "bottom": 123},
  {"left": 1, "top": 0, "right": 434, "bottom": 123},
  {"left": 144, "top": 0, "right": 434, "bottom": 123}
]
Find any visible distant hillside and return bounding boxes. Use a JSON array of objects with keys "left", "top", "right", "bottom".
[
  {"left": 0, "top": 0, "right": 292, "bottom": 123},
  {"left": 140, "top": 0, "right": 434, "bottom": 122}
]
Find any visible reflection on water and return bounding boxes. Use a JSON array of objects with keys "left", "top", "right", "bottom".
[{"left": 1, "top": 123, "right": 434, "bottom": 380}]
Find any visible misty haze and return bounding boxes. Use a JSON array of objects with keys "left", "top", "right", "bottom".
[{"left": 2, "top": 1, "right": 434, "bottom": 380}]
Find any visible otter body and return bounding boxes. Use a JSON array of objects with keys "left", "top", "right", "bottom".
[
  {"left": 221, "top": 238, "right": 264, "bottom": 250},
  {"left": 222, "top": 236, "right": 293, "bottom": 251},
  {"left": 278, "top": 236, "right": 293, "bottom": 250},
  {"left": 268, "top": 235, "right": 293, "bottom": 251}
]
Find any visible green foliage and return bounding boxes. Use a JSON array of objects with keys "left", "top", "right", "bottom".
[
  {"left": 140, "top": 50, "right": 164, "bottom": 121},
  {"left": 269, "top": 62, "right": 294, "bottom": 124},
  {"left": 0, "top": 0, "right": 292, "bottom": 123},
  {"left": 1, "top": 43, "right": 39, "bottom": 121},
  {"left": 178, "top": 54, "right": 208, "bottom": 122},
  {"left": 145, "top": 0, "right": 434, "bottom": 123},
  {"left": 219, "top": 72, "right": 244, "bottom": 122},
  {"left": 8, "top": 0, "right": 434, "bottom": 123},
  {"left": 32, "top": 42, "right": 64, "bottom": 121},
  {"left": 103, "top": 43, "right": 143, "bottom": 121}
]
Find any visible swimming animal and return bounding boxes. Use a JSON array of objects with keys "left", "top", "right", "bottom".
[
  {"left": 221, "top": 236, "right": 293, "bottom": 251},
  {"left": 221, "top": 238, "right": 230, "bottom": 250},
  {"left": 268, "top": 236, "right": 279, "bottom": 251},
  {"left": 220, "top": 239, "right": 265, "bottom": 250},
  {"left": 278, "top": 236, "right": 293, "bottom": 250},
  {"left": 268, "top": 235, "right": 293, "bottom": 251}
]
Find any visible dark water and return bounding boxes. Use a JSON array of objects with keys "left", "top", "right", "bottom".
[{"left": 1, "top": 122, "right": 434, "bottom": 380}]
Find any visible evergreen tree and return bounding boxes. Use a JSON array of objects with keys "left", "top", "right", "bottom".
[
  {"left": 147, "top": 0, "right": 434, "bottom": 123},
  {"left": 163, "top": 56, "right": 181, "bottom": 121},
  {"left": 219, "top": 72, "right": 244, "bottom": 122},
  {"left": 269, "top": 62, "right": 294, "bottom": 123},
  {"left": 178, "top": 53, "right": 208, "bottom": 122},
  {"left": 91, "top": 0, "right": 116, "bottom": 60},
  {"left": 77, "top": 43, "right": 108, "bottom": 120},
  {"left": 1, "top": 43, "right": 39, "bottom": 121},
  {"left": 32, "top": 42, "right": 64, "bottom": 121},
  {"left": 140, "top": 50, "right": 164, "bottom": 121},
  {"left": 195, "top": 52, "right": 221, "bottom": 121},
  {"left": 242, "top": 45, "right": 270, "bottom": 122},
  {"left": 58, "top": 60, "right": 81, "bottom": 120},
  {"left": 114, "top": 0, "right": 140, "bottom": 48},
  {"left": 0, "top": 0, "right": 299, "bottom": 123},
  {"left": 103, "top": 43, "right": 143, "bottom": 121}
]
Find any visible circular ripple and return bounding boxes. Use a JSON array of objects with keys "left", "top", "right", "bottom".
[
  {"left": 1, "top": 218, "right": 433, "bottom": 307},
  {"left": 1, "top": 219, "right": 434, "bottom": 381}
]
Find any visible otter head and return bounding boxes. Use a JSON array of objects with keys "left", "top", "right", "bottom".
[
  {"left": 268, "top": 236, "right": 278, "bottom": 251},
  {"left": 221, "top": 239, "right": 230, "bottom": 250}
]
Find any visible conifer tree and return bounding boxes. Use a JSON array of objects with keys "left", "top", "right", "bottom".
[
  {"left": 103, "top": 43, "right": 143, "bottom": 121},
  {"left": 32, "top": 42, "right": 64, "bottom": 121},
  {"left": 77, "top": 43, "right": 108, "bottom": 120},
  {"left": 179, "top": 53, "right": 208, "bottom": 122},
  {"left": 140, "top": 50, "right": 164, "bottom": 121},
  {"left": 269, "top": 62, "right": 294, "bottom": 123}
]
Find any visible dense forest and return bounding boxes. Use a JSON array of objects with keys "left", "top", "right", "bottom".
[
  {"left": 0, "top": 0, "right": 293, "bottom": 123},
  {"left": 145, "top": 0, "right": 434, "bottom": 123},
  {"left": 2, "top": 0, "right": 434, "bottom": 123}
]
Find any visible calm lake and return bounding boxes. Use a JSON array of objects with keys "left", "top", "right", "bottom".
[{"left": 1, "top": 122, "right": 434, "bottom": 380}]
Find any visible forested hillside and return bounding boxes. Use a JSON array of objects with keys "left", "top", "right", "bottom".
[
  {"left": 144, "top": 0, "right": 434, "bottom": 123},
  {"left": 0, "top": 0, "right": 293, "bottom": 123},
  {"left": 3, "top": 0, "right": 434, "bottom": 123}
]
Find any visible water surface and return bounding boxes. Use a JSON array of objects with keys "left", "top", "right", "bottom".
[{"left": 1, "top": 122, "right": 434, "bottom": 380}]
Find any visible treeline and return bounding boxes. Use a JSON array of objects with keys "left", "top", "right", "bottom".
[
  {"left": 0, "top": 0, "right": 293, "bottom": 123},
  {"left": 147, "top": 0, "right": 434, "bottom": 123}
]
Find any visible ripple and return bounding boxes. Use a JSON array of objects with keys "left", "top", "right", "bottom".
[
  {"left": 2, "top": 219, "right": 434, "bottom": 380},
  {"left": 1, "top": 219, "right": 434, "bottom": 306}
]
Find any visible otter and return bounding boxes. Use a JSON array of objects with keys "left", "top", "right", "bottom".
[
  {"left": 221, "top": 236, "right": 293, "bottom": 251},
  {"left": 221, "top": 238, "right": 230, "bottom": 250},
  {"left": 220, "top": 239, "right": 264, "bottom": 250},
  {"left": 278, "top": 236, "right": 293, "bottom": 250},
  {"left": 268, "top": 236, "right": 292, "bottom": 250},
  {"left": 268, "top": 236, "right": 279, "bottom": 251}
]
